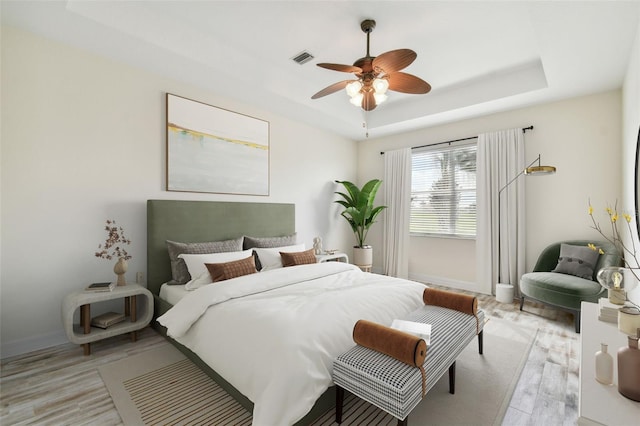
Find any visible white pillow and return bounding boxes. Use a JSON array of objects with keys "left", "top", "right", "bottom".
[
  {"left": 179, "top": 249, "right": 253, "bottom": 290},
  {"left": 254, "top": 244, "right": 306, "bottom": 271}
]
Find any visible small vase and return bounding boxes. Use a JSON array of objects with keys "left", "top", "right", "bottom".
[
  {"left": 113, "top": 257, "right": 128, "bottom": 286},
  {"left": 595, "top": 343, "right": 613, "bottom": 385},
  {"left": 617, "top": 330, "right": 640, "bottom": 401}
]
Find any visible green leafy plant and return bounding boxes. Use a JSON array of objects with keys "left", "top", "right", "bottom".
[{"left": 334, "top": 179, "right": 387, "bottom": 247}]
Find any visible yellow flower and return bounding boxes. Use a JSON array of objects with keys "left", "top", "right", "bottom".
[
  {"left": 588, "top": 205, "right": 594, "bottom": 215},
  {"left": 588, "top": 243, "right": 597, "bottom": 251},
  {"left": 624, "top": 213, "right": 632, "bottom": 223},
  {"left": 606, "top": 207, "right": 613, "bottom": 215},
  {"left": 599, "top": 248, "right": 605, "bottom": 255},
  {"left": 612, "top": 214, "right": 619, "bottom": 223}
]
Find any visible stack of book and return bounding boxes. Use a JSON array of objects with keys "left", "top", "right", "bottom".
[
  {"left": 91, "top": 311, "right": 126, "bottom": 329},
  {"left": 598, "top": 297, "right": 620, "bottom": 323},
  {"left": 85, "top": 282, "right": 116, "bottom": 292}
]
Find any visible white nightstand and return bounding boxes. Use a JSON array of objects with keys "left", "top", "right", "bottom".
[
  {"left": 316, "top": 252, "right": 349, "bottom": 263},
  {"left": 62, "top": 283, "right": 153, "bottom": 355}
]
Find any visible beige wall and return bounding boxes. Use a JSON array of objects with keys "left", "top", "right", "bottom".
[
  {"left": 358, "top": 90, "right": 622, "bottom": 293},
  {"left": 0, "top": 26, "right": 357, "bottom": 357}
]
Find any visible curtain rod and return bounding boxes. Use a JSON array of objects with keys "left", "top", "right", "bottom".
[{"left": 379, "top": 125, "right": 534, "bottom": 155}]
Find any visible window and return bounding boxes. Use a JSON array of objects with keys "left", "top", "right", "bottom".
[{"left": 410, "top": 143, "right": 477, "bottom": 238}]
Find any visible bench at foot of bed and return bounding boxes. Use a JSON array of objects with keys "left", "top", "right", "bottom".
[{"left": 333, "top": 296, "right": 484, "bottom": 426}]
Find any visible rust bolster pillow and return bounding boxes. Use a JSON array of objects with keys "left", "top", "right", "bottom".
[
  {"left": 353, "top": 319, "right": 427, "bottom": 367},
  {"left": 423, "top": 288, "right": 477, "bottom": 315}
]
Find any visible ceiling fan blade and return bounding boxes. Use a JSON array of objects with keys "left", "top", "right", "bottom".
[
  {"left": 311, "top": 80, "right": 352, "bottom": 99},
  {"left": 317, "top": 63, "right": 363, "bottom": 73},
  {"left": 362, "top": 91, "right": 377, "bottom": 111},
  {"left": 373, "top": 49, "right": 417, "bottom": 74},
  {"left": 387, "top": 72, "right": 431, "bottom": 94}
]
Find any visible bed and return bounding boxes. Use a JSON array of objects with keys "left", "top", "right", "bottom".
[{"left": 147, "top": 200, "right": 426, "bottom": 425}]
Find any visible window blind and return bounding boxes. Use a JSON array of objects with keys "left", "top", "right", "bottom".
[{"left": 410, "top": 143, "right": 477, "bottom": 237}]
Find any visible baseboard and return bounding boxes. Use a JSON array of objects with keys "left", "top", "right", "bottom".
[
  {"left": 409, "top": 272, "right": 491, "bottom": 295},
  {"left": 1, "top": 330, "right": 68, "bottom": 360}
]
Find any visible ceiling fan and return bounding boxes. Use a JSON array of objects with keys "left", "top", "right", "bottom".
[{"left": 311, "top": 19, "right": 431, "bottom": 111}]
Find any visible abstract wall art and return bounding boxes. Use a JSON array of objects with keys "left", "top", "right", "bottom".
[{"left": 166, "top": 93, "right": 270, "bottom": 195}]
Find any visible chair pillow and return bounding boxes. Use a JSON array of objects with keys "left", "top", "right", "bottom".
[{"left": 552, "top": 243, "right": 600, "bottom": 280}]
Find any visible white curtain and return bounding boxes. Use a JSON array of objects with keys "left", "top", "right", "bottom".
[
  {"left": 383, "top": 148, "right": 411, "bottom": 278},
  {"left": 476, "top": 129, "right": 526, "bottom": 296}
]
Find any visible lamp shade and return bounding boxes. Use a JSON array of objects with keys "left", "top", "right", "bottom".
[
  {"left": 597, "top": 267, "right": 628, "bottom": 290},
  {"left": 525, "top": 165, "right": 556, "bottom": 175}
]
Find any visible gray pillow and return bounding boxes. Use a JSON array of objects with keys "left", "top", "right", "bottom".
[
  {"left": 552, "top": 243, "right": 600, "bottom": 280},
  {"left": 242, "top": 233, "right": 297, "bottom": 249},
  {"left": 243, "top": 233, "right": 297, "bottom": 270},
  {"left": 166, "top": 237, "right": 243, "bottom": 284}
]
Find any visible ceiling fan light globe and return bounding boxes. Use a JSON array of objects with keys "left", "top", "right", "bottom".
[
  {"left": 373, "top": 93, "right": 388, "bottom": 105},
  {"left": 350, "top": 93, "right": 364, "bottom": 106},
  {"left": 372, "top": 78, "right": 389, "bottom": 94},
  {"left": 345, "top": 80, "right": 363, "bottom": 97}
]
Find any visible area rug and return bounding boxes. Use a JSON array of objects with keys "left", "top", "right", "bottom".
[{"left": 99, "top": 318, "right": 535, "bottom": 426}]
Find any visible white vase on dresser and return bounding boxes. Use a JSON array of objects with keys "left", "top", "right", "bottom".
[{"left": 594, "top": 343, "right": 613, "bottom": 385}]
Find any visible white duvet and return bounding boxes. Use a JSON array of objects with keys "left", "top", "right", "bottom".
[{"left": 157, "top": 262, "right": 425, "bottom": 426}]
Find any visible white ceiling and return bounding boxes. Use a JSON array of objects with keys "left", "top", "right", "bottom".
[{"left": 2, "top": 1, "right": 639, "bottom": 141}]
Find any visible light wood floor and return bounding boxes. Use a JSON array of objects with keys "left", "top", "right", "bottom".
[{"left": 1, "top": 292, "right": 577, "bottom": 425}]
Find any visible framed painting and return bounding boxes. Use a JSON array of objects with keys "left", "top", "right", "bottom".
[{"left": 166, "top": 93, "right": 270, "bottom": 195}]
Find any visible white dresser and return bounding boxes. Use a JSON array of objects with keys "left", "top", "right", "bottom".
[{"left": 578, "top": 301, "right": 640, "bottom": 424}]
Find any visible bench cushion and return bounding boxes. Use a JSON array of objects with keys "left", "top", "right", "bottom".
[{"left": 333, "top": 306, "right": 484, "bottom": 420}]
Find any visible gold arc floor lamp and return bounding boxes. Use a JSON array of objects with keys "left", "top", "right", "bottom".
[{"left": 496, "top": 154, "right": 556, "bottom": 302}]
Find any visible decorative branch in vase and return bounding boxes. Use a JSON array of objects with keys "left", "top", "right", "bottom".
[
  {"left": 95, "top": 219, "right": 132, "bottom": 286},
  {"left": 589, "top": 201, "right": 640, "bottom": 400},
  {"left": 588, "top": 201, "right": 640, "bottom": 334}
]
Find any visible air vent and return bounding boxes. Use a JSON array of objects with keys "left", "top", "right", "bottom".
[{"left": 291, "top": 50, "right": 314, "bottom": 65}]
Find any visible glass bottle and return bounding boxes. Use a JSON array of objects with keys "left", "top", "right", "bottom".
[
  {"left": 595, "top": 343, "right": 613, "bottom": 385},
  {"left": 617, "top": 329, "right": 640, "bottom": 401}
]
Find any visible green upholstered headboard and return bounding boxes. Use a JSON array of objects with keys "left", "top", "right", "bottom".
[{"left": 147, "top": 200, "right": 295, "bottom": 296}]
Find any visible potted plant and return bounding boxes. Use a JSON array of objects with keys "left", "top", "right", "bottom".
[{"left": 334, "top": 179, "right": 387, "bottom": 268}]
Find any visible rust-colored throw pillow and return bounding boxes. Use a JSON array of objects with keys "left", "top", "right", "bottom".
[
  {"left": 280, "top": 248, "right": 317, "bottom": 267},
  {"left": 205, "top": 255, "right": 257, "bottom": 283}
]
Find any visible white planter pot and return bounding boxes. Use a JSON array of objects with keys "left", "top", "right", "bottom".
[{"left": 353, "top": 246, "right": 373, "bottom": 267}]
